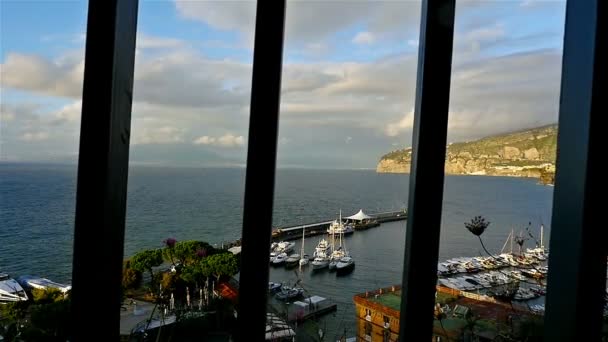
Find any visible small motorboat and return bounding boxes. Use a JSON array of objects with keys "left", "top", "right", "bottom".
[
  {"left": 272, "top": 253, "right": 288, "bottom": 266},
  {"left": 336, "top": 256, "right": 355, "bottom": 275},
  {"left": 285, "top": 254, "right": 301, "bottom": 268},
  {"left": 16, "top": 275, "right": 72, "bottom": 294},
  {"left": 0, "top": 273, "right": 29, "bottom": 303},
  {"left": 275, "top": 287, "right": 304, "bottom": 301},
  {"left": 268, "top": 282, "right": 282, "bottom": 294}
]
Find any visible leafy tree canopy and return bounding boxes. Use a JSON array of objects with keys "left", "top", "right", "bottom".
[
  {"left": 201, "top": 253, "right": 238, "bottom": 282},
  {"left": 172, "top": 240, "right": 214, "bottom": 266},
  {"left": 131, "top": 249, "right": 163, "bottom": 274}
]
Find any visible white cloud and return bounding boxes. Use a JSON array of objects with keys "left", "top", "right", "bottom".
[
  {"left": 52, "top": 101, "right": 82, "bottom": 124},
  {"left": 137, "top": 34, "right": 184, "bottom": 49},
  {"left": 173, "top": 1, "right": 421, "bottom": 47},
  {"left": 408, "top": 39, "right": 419, "bottom": 47},
  {"left": 20, "top": 131, "right": 49, "bottom": 142},
  {"left": 132, "top": 126, "right": 184, "bottom": 145},
  {"left": 385, "top": 108, "right": 414, "bottom": 137},
  {"left": 193, "top": 136, "right": 215, "bottom": 145},
  {"left": 352, "top": 32, "right": 375, "bottom": 45},
  {"left": 193, "top": 133, "right": 245, "bottom": 147},
  {"left": 0, "top": 53, "right": 83, "bottom": 98}
]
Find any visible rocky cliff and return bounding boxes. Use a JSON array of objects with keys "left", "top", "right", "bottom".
[{"left": 377, "top": 124, "right": 557, "bottom": 184}]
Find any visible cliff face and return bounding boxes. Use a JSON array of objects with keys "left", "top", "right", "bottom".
[{"left": 377, "top": 124, "right": 557, "bottom": 184}]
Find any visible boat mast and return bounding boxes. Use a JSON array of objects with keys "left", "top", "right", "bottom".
[
  {"left": 300, "top": 227, "right": 305, "bottom": 271},
  {"left": 510, "top": 228, "right": 514, "bottom": 254},
  {"left": 500, "top": 229, "right": 512, "bottom": 254},
  {"left": 301, "top": 227, "right": 305, "bottom": 255}
]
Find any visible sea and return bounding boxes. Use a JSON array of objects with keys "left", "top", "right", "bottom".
[{"left": 0, "top": 162, "right": 553, "bottom": 339}]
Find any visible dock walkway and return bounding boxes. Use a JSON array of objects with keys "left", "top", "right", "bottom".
[{"left": 271, "top": 209, "right": 407, "bottom": 241}]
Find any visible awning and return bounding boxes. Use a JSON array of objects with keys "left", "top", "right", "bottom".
[{"left": 345, "top": 209, "right": 373, "bottom": 221}]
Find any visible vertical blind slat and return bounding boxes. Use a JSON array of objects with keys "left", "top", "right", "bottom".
[
  {"left": 71, "top": 0, "right": 139, "bottom": 340},
  {"left": 398, "top": 0, "right": 456, "bottom": 340},
  {"left": 237, "top": 1, "right": 286, "bottom": 340},
  {"left": 544, "top": 1, "right": 606, "bottom": 340}
]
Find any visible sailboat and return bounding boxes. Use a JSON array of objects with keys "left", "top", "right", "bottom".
[
  {"left": 299, "top": 228, "right": 309, "bottom": 267},
  {"left": 526, "top": 224, "right": 548, "bottom": 259},
  {"left": 285, "top": 229, "right": 304, "bottom": 268},
  {"left": 336, "top": 232, "right": 355, "bottom": 275},
  {"left": 330, "top": 216, "right": 351, "bottom": 272}
]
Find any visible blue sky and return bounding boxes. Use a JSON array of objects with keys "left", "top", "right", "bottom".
[{"left": 1, "top": 0, "right": 565, "bottom": 168}]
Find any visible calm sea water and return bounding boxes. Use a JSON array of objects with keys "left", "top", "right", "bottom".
[{"left": 0, "top": 163, "right": 553, "bottom": 338}]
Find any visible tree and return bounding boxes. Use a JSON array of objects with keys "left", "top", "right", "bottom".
[
  {"left": 160, "top": 272, "right": 180, "bottom": 294},
  {"left": 130, "top": 249, "right": 163, "bottom": 288},
  {"left": 180, "top": 263, "right": 205, "bottom": 285},
  {"left": 162, "top": 237, "right": 178, "bottom": 266},
  {"left": 173, "top": 240, "right": 214, "bottom": 266},
  {"left": 201, "top": 253, "right": 238, "bottom": 283},
  {"left": 25, "top": 298, "right": 71, "bottom": 340},
  {"left": 123, "top": 267, "right": 142, "bottom": 290},
  {"left": 31, "top": 288, "right": 64, "bottom": 304}
]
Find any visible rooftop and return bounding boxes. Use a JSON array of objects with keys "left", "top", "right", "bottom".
[{"left": 355, "top": 285, "right": 528, "bottom": 337}]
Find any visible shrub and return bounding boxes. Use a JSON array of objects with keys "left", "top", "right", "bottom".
[
  {"left": 31, "top": 288, "right": 64, "bottom": 304},
  {"left": 123, "top": 267, "right": 142, "bottom": 290}
]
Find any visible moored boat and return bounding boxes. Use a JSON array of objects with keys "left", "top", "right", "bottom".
[
  {"left": 285, "top": 254, "right": 301, "bottom": 268},
  {"left": 16, "top": 275, "right": 71, "bottom": 294},
  {"left": 336, "top": 256, "right": 355, "bottom": 275},
  {"left": 0, "top": 273, "right": 29, "bottom": 303}
]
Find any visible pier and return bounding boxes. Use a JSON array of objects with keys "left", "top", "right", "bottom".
[
  {"left": 271, "top": 209, "right": 407, "bottom": 241},
  {"left": 269, "top": 295, "right": 338, "bottom": 323}
]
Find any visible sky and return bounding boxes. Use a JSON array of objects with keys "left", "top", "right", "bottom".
[{"left": 0, "top": 0, "right": 566, "bottom": 168}]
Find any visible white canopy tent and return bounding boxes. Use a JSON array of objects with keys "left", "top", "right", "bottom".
[{"left": 345, "top": 209, "right": 373, "bottom": 221}]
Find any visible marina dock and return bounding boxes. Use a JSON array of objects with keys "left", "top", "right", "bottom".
[
  {"left": 269, "top": 295, "right": 338, "bottom": 323},
  {"left": 271, "top": 209, "right": 407, "bottom": 241}
]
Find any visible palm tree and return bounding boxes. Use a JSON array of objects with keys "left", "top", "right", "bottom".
[{"left": 465, "top": 216, "right": 492, "bottom": 255}]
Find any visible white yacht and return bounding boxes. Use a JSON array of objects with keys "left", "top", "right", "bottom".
[
  {"left": 313, "top": 238, "right": 330, "bottom": 258},
  {"left": 0, "top": 273, "right": 29, "bottom": 303},
  {"left": 311, "top": 254, "right": 330, "bottom": 270},
  {"left": 326, "top": 210, "right": 354, "bottom": 235},
  {"left": 274, "top": 241, "right": 295, "bottom": 254},
  {"left": 16, "top": 275, "right": 71, "bottom": 294}
]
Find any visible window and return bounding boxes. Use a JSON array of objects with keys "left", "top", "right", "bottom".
[
  {"left": 364, "top": 321, "right": 373, "bottom": 340},
  {"left": 1, "top": 0, "right": 604, "bottom": 341},
  {"left": 383, "top": 315, "right": 390, "bottom": 329},
  {"left": 383, "top": 329, "right": 391, "bottom": 342}
]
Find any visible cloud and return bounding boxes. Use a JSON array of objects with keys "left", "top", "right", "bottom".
[
  {"left": 193, "top": 133, "right": 245, "bottom": 147},
  {"left": 20, "top": 131, "right": 49, "bottom": 142},
  {"left": 352, "top": 32, "right": 375, "bottom": 45},
  {"left": 173, "top": 1, "right": 421, "bottom": 47},
  {"left": 385, "top": 109, "right": 414, "bottom": 137},
  {"left": 137, "top": 34, "right": 184, "bottom": 49},
  {"left": 0, "top": 53, "right": 84, "bottom": 98},
  {"left": 1, "top": 3, "right": 564, "bottom": 166},
  {"left": 193, "top": 136, "right": 216, "bottom": 145},
  {"left": 51, "top": 101, "right": 82, "bottom": 125},
  {"left": 132, "top": 126, "right": 184, "bottom": 145}
]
